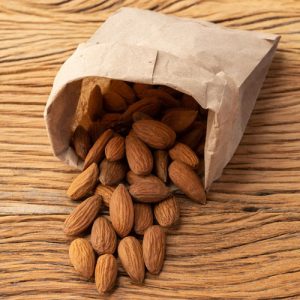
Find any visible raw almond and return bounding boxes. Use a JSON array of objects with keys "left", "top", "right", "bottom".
[
  {"left": 129, "top": 177, "right": 170, "bottom": 203},
  {"left": 94, "top": 184, "right": 115, "bottom": 207},
  {"left": 72, "top": 125, "right": 91, "bottom": 160},
  {"left": 143, "top": 225, "right": 166, "bottom": 274},
  {"left": 134, "top": 203, "right": 153, "bottom": 235},
  {"left": 162, "top": 109, "right": 198, "bottom": 133},
  {"left": 105, "top": 135, "right": 125, "bottom": 161},
  {"left": 169, "top": 160, "right": 206, "bottom": 204},
  {"left": 64, "top": 195, "right": 102, "bottom": 235},
  {"left": 125, "top": 134, "right": 153, "bottom": 176},
  {"left": 99, "top": 159, "right": 126, "bottom": 186},
  {"left": 69, "top": 238, "right": 95, "bottom": 279},
  {"left": 132, "top": 111, "right": 152, "bottom": 122},
  {"left": 67, "top": 163, "right": 99, "bottom": 200},
  {"left": 91, "top": 217, "right": 117, "bottom": 255},
  {"left": 126, "top": 171, "right": 158, "bottom": 185},
  {"left": 133, "top": 82, "right": 152, "bottom": 98},
  {"left": 87, "top": 85, "right": 103, "bottom": 121},
  {"left": 84, "top": 129, "right": 114, "bottom": 170},
  {"left": 154, "top": 195, "right": 180, "bottom": 227},
  {"left": 99, "top": 113, "right": 122, "bottom": 129},
  {"left": 169, "top": 143, "right": 199, "bottom": 169},
  {"left": 109, "top": 184, "right": 134, "bottom": 237},
  {"left": 103, "top": 91, "right": 127, "bottom": 112},
  {"left": 118, "top": 236, "right": 145, "bottom": 283},
  {"left": 140, "top": 89, "right": 179, "bottom": 108},
  {"left": 110, "top": 80, "right": 136, "bottom": 104},
  {"left": 179, "top": 122, "right": 204, "bottom": 149},
  {"left": 181, "top": 94, "right": 199, "bottom": 110},
  {"left": 132, "top": 120, "right": 176, "bottom": 150},
  {"left": 95, "top": 254, "right": 118, "bottom": 294},
  {"left": 88, "top": 121, "right": 105, "bottom": 143},
  {"left": 154, "top": 150, "right": 168, "bottom": 182}
]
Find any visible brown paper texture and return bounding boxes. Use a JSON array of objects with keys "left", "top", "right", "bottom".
[{"left": 44, "top": 7, "right": 280, "bottom": 190}]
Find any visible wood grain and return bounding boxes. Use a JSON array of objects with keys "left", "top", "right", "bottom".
[{"left": 1, "top": 0, "right": 300, "bottom": 299}]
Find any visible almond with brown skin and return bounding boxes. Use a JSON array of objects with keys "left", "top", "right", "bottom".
[
  {"left": 154, "top": 195, "right": 180, "bottom": 227},
  {"left": 118, "top": 236, "right": 145, "bottom": 283},
  {"left": 95, "top": 254, "right": 118, "bottom": 294},
  {"left": 161, "top": 109, "right": 198, "bottom": 133},
  {"left": 91, "top": 217, "right": 117, "bottom": 255},
  {"left": 64, "top": 195, "right": 102, "bottom": 235},
  {"left": 179, "top": 122, "right": 204, "bottom": 149},
  {"left": 169, "top": 143, "right": 199, "bottom": 169},
  {"left": 125, "top": 134, "right": 153, "bottom": 176},
  {"left": 143, "top": 225, "right": 166, "bottom": 274},
  {"left": 103, "top": 91, "right": 127, "bottom": 112},
  {"left": 140, "top": 88, "right": 179, "bottom": 108},
  {"left": 132, "top": 120, "right": 176, "bottom": 150},
  {"left": 88, "top": 121, "right": 105, "bottom": 143},
  {"left": 169, "top": 160, "right": 206, "bottom": 204},
  {"left": 99, "top": 159, "right": 126, "bottom": 186},
  {"left": 126, "top": 171, "right": 158, "bottom": 185},
  {"left": 72, "top": 125, "right": 91, "bottom": 160},
  {"left": 181, "top": 94, "right": 199, "bottom": 110},
  {"left": 132, "top": 111, "right": 152, "bottom": 122},
  {"left": 67, "top": 163, "right": 99, "bottom": 200},
  {"left": 133, "top": 82, "right": 152, "bottom": 98},
  {"left": 99, "top": 113, "right": 122, "bottom": 129},
  {"left": 134, "top": 203, "right": 153, "bottom": 235},
  {"left": 87, "top": 85, "right": 103, "bottom": 121},
  {"left": 110, "top": 80, "right": 136, "bottom": 104},
  {"left": 129, "top": 177, "right": 170, "bottom": 203},
  {"left": 94, "top": 184, "right": 115, "bottom": 207},
  {"left": 105, "top": 135, "right": 125, "bottom": 161},
  {"left": 109, "top": 184, "right": 134, "bottom": 237},
  {"left": 84, "top": 129, "right": 114, "bottom": 170},
  {"left": 154, "top": 150, "right": 168, "bottom": 182},
  {"left": 69, "top": 238, "right": 95, "bottom": 279}
]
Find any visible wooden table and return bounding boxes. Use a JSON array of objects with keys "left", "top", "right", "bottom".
[{"left": 1, "top": 1, "right": 300, "bottom": 299}]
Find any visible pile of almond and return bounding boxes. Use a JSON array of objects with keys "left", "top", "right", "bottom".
[{"left": 64, "top": 80, "right": 207, "bottom": 294}]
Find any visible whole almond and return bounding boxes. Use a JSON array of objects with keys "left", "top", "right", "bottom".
[
  {"left": 132, "top": 111, "right": 152, "bottom": 122},
  {"left": 87, "top": 85, "right": 103, "bottom": 121},
  {"left": 110, "top": 80, "right": 136, "bottom": 104},
  {"left": 64, "top": 195, "right": 102, "bottom": 236},
  {"left": 140, "top": 89, "right": 179, "bottom": 108},
  {"left": 143, "top": 225, "right": 166, "bottom": 274},
  {"left": 169, "top": 160, "right": 206, "bottom": 204},
  {"left": 179, "top": 122, "right": 204, "bottom": 149},
  {"left": 133, "top": 82, "right": 152, "bottom": 98},
  {"left": 99, "top": 113, "right": 122, "bottom": 129},
  {"left": 88, "top": 121, "right": 105, "bottom": 143},
  {"left": 118, "top": 236, "right": 145, "bottom": 283},
  {"left": 134, "top": 203, "right": 153, "bottom": 235},
  {"left": 162, "top": 109, "right": 198, "bottom": 133},
  {"left": 169, "top": 143, "right": 199, "bottom": 169},
  {"left": 126, "top": 171, "right": 158, "bottom": 185},
  {"left": 69, "top": 238, "right": 95, "bottom": 279},
  {"left": 103, "top": 91, "right": 127, "bottom": 112},
  {"left": 94, "top": 184, "right": 115, "bottom": 207},
  {"left": 91, "top": 217, "right": 117, "bottom": 255},
  {"left": 181, "top": 94, "right": 199, "bottom": 110},
  {"left": 154, "top": 150, "right": 168, "bottom": 182},
  {"left": 129, "top": 177, "right": 170, "bottom": 203},
  {"left": 109, "top": 184, "right": 134, "bottom": 237},
  {"left": 95, "top": 254, "right": 118, "bottom": 294},
  {"left": 105, "top": 136, "right": 125, "bottom": 161},
  {"left": 154, "top": 195, "right": 180, "bottom": 227},
  {"left": 125, "top": 134, "right": 153, "bottom": 176},
  {"left": 132, "top": 120, "right": 176, "bottom": 150},
  {"left": 72, "top": 125, "right": 91, "bottom": 160},
  {"left": 84, "top": 129, "right": 114, "bottom": 169},
  {"left": 99, "top": 159, "right": 126, "bottom": 186},
  {"left": 67, "top": 163, "right": 99, "bottom": 200}
]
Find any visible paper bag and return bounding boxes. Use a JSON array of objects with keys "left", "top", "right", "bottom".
[{"left": 44, "top": 7, "right": 280, "bottom": 190}]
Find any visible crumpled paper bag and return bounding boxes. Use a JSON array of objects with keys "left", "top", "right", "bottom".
[{"left": 44, "top": 7, "right": 280, "bottom": 190}]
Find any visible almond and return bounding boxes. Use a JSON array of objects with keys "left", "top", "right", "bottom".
[
  {"left": 110, "top": 80, "right": 136, "bottom": 104},
  {"left": 134, "top": 203, "right": 153, "bottom": 235},
  {"left": 179, "top": 122, "right": 204, "bottom": 149},
  {"left": 118, "top": 236, "right": 145, "bottom": 283},
  {"left": 169, "top": 160, "right": 206, "bottom": 204},
  {"left": 154, "top": 195, "right": 180, "bottom": 227},
  {"left": 181, "top": 94, "right": 199, "bottom": 110},
  {"left": 154, "top": 150, "right": 168, "bottom": 182},
  {"left": 84, "top": 129, "right": 114, "bottom": 170},
  {"left": 132, "top": 111, "right": 152, "bottom": 122},
  {"left": 88, "top": 121, "right": 105, "bottom": 143},
  {"left": 99, "top": 159, "right": 126, "bottom": 186},
  {"left": 140, "top": 89, "right": 179, "bottom": 108},
  {"left": 67, "top": 163, "right": 99, "bottom": 200},
  {"left": 109, "top": 184, "right": 134, "bottom": 237},
  {"left": 158, "top": 85, "right": 182, "bottom": 97},
  {"left": 94, "top": 184, "right": 115, "bottom": 207},
  {"left": 132, "top": 120, "right": 176, "bottom": 150},
  {"left": 72, "top": 125, "right": 91, "bottom": 160},
  {"left": 162, "top": 109, "right": 198, "bottom": 133},
  {"left": 105, "top": 135, "right": 125, "bottom": 161},
  {"left": 91, "top": 217, "right": 117, "bottom": 255},
  {"left": 169, "top": 143, "right": 199, "bottom": 169},
  {"left": 95, "top": 254, "right": 118, "bottom": 294},
  {"left": 143, "top": 225, "right": 166, "bottom": 274},
  {"left": 129, "top": 177, "right": 170, "bottom": 203},
  {"left": 87, "top": 85, "right": 103, "bottom": 121},
  {"left": 125, "top": 134, "right": 153, "bottom": 176},
  {"left": 126, "top": 171, "right": 158, "bottom": 185},
  {"left": 69, "top": 238, "right": 95, "bottom": 279},
  {"left": 99, "top": 113, "right": 122, "bottom": 129},
  {"left": 133, "top": 82, "right": 152, "bottom": 98},
  {"left": 103, "top": 91, "right": 127, "bottom": 112},
  {"left": 64, "top": 195, "right": 102, "bottom": 236}
]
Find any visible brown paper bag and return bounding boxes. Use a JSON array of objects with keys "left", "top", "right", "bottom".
[{"left": 44, "top": 7, "right": 280, "bottom": 190}]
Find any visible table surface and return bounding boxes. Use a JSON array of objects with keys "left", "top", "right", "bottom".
[{"left": 1, "top": 0, "right": 300, "bottom": 299}]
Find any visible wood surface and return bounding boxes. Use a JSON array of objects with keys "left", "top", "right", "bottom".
[{"left": 1, "top": 0, "right": 300, "bottom": 299}]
